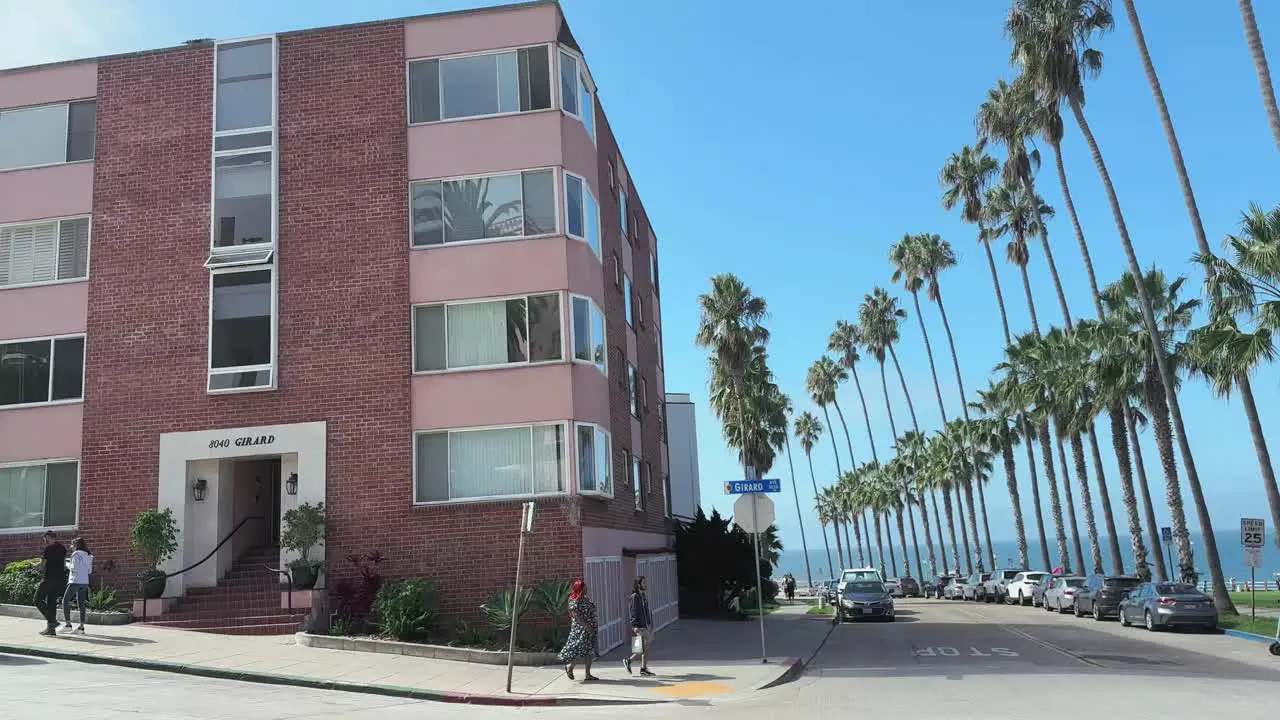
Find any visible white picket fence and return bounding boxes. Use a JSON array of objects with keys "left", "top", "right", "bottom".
[{"left": 1199, "top": 579, "right": 1278, "bottom": 592}]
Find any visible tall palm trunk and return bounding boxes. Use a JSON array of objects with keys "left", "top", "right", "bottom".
[
  {"left": 1069, "top": 433, "right": 1104, "bottom": 574},
  {"left": 806, "top": 452, "right": 834, "bottom": 578},
  {"left": 876, "top": 359, "right": 926, "bottom": 579},
  {"left": 1238, "top": 375, "right": 1280, "bottom": 546},
  {"left": 1109, "top": 404, "right": 1150, "bottom": 577},
  {"left": 930, "top": 490, "right": 948, "bottom": 576},
  {"left": 940, "top": 486, "right": 962, "bottom": 574},
  {"left": 1146, "top": 372, "right": 1196, "bottom": 578},
  {"left": 1016, "top": 262, "right": 1041, "bottom": 336},
  {"left": 872, "top": 512, "right": 886, "bottom": 575},
  {"left": 1001, "top": 436, "right": 1030, "bottom": 568},
  {"left": 1053, "top": 425, "right": 1087, "bottom": 573},
  {"left": 1237, "top": 0, "right": 1280, "bottom": 154},
  {"left": 1086, "top": 427, "right": 1125, "bottom": 573},
  {"left": 819, "top": 405, "right": 848, "bottom": 569},
  {"left": 1023, "top": 419, "right": 1052, "bottom": 571},
  {"left": 1050, "top": 140, "right": 1104, "bottom": 315},
  {"left": 884, "top": 513, "right": 899, "bottom": 577},
  {"left": 960, "top": 482, "right": 982, "bottom": 572},
  {"left": 832, "top": 517, "right": 846, "bottom": 573},
  {"left": 909, "top": 290, "right": 950, "bottom": 426},
  {"left": 1037, "top": 229, "right": 1075, "bottom": 334},
  {"left": 846, "top": 517, "right": 860, "bottom": 567},
  {"left": 981, "top": 240, "right": 1014, "bottom": 342},
  {"left": 895, "top": 509, "right": 910, "bottom": 580},
  {"left": 1038, "top": 423, "right": 1072, "bottom": 572},
  {"left": 1068, "top": 95, "right": 1234, "bottom": 612},
  {"left": 1128, "top": 407, "right": 1168, "bottom": 581},
  {"left": 882, "top": 348, "right": 929, "bottom": 580},
  {"left": 784, "top": 435, "right": 814, "bottom": 587},
  {"left": 862, "top": 510, "right": 875, "bottom": 566},
  {"left": 934, "top": 282, "right": 996, "bottom": 571},
  {"left": 955, "top": 485, "right": 973, "bottom": 575}
]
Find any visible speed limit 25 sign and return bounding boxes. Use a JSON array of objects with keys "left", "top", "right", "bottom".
[{"left": 1240, "top": 518, "right": 1265, "bottom": 548}]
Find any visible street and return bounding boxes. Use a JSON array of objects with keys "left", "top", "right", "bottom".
[{"left": 3, "top": 599, "right": 1276, "bottom": 719}]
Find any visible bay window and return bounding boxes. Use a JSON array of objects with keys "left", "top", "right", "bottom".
[
  {"left": 564, "top": 173, "right": 600, "bottom": 257},
  {"left": 413, "top": 293, "right": 562, "bottom": 372},
  {"left": 0, "top": 460, "right": 78, "bottom": 531},
  {"left": 411, "top": 169, "right": 556, "bottom": 247},
  {"left": 0, "top": 99, "right": 95, "bottom": 171},
  {"left": 0, "top": 217, "right": 90, "bottom": 288},
  {"left": 414, "top": 423, "right": 565, "bottom": 503},
  {"left": 575, "top": 422, "right": 612, "bottom": 497},
  {"left": 408, "top": 46, "right": 551, "bottom": 124},
  {"left": 0, "top": 335, "right": 84, "bottom": 407},
  {"left": 558, "top": 49, "right": 595, "bottom": 142},
  {"left": 569, "top": 294, "right": 607, "bottom": 375}
]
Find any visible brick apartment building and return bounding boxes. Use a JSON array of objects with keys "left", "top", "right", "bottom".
[{"left": 0, "top": 1, "right": 676, "bottom": 646}]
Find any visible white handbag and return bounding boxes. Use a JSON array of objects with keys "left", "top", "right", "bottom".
[{"left": 630, "top": 633, "right": 645, "bottom": 655}]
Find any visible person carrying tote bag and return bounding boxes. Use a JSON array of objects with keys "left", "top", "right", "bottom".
[{"left": 622, "top": 576, "right": 655, "bottom": 677}]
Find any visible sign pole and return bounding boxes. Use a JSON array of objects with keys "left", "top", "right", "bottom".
[
  {"left": 751, "top": 494, "right": 767, "bottom": 663},
  {"left": 1252, "top": 567, "right": 1256, "bottom": 623},
  {"left": 505, "top": 503, "right": 533, "bottom": 694}
]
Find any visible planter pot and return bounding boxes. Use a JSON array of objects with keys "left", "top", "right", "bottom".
[
  {"left": 140, "top": 572, "right": 166, "bottom": 599},
  {"left": 291, "top": 564, "right": 319, "bottom": 590}
]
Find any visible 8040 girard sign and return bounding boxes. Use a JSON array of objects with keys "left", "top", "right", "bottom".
[{"left": 208, "top": 434, "right": 276, "bottom": 450}]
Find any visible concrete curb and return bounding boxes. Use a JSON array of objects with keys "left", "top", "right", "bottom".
[
  {"left": 756, "top": 612, "right": 836, "bottom": 691},
  {"left": 0, "top": 603, "right": 132, "bottom": 626},
  {"left": 1223, "top": 628, "right": 1276, "bottom": 643},
  {"left": 296, "top": 632, "right": 559, "bottom": 666},
  {"left": 0, "top": 642, "right": 656, "bottom": 707}
]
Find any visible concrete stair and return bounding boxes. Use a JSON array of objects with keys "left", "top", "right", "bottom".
[{"left": 144, "top": 546, "right": 308, "bottom": 636}]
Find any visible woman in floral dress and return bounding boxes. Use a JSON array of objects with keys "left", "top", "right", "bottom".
[{"left": 558, "top": 578, "right": 599, "bottom": 681}]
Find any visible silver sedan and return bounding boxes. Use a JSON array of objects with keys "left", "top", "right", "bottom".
[{"left": 1118, "top": 581, "right": 1219, "bottom": 632}]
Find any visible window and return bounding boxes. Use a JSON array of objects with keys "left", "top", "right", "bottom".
[
  {"left": 216, "top": 40, "right": 273, "bottom": 133},
  {"left": 211, "top": 39, "right": 277, "bottom": 256},
  {"left": 639, "top": 375, "right": 648, "bottom": 412},
  {"left": 0, "top": 460, "right": 77, "bottom": 530},
  {"left": 411, "top": 169, "right": 555, "bottom": 247},
  {"left": 409, "top": 46, "right": 551, "bottom": 124},
  {"left": 635, "top": 292, "right": 645, "bottom": 329},
  {"left": 608, "top": 159, "right": 616, "bottom": 190},
  {"left": 0, "top": 100, "right": 95, "bottom": 171},
  {"left": 632, "top": 455, "right": 643, "bottom": 510},
  {"left": 414, "top": 423, "right": 565, "bottom": 503},
  {"left": 575, "top": 423, "right": 612, "bottom": 496},
  {"left": 413, "top": 293, "right": 561, "bottom": 372},
  {"left": 623, "top": 274, "right": 634, "bottom": 327},
  {"left": 663, "top": 472, "right": 671, "bottom": 518},
  {"left": 0, "top": 336, "right": 84, "bottom": 408},
  {"left": 618, "top": 187, "right": 628, "bottom": 239},
  {"left": 0, "top": 217, "right": 89, "bottom": 288},
  {"left": 628, "top": 365, "right": 638, "bottom": 417},
  {"left": 213, "top": 152, "right": 272, "bottom": 248},
  {"left": 650, "top": 252, "right": 659, "bottom": 297},
  {"left": 558, "top": 50, "right": 595, "bottom": 142},
  {"left": 570, "top": 295, "right": 607, "bottom": 375},
  {"left": 611, "top": 254, "right": 622, "bottom": 289},
  {"left": 209, "top": 268, "right": 274, "bottom": 391},
  {"left": 564, "top": 173, "right": 600, "bottom": 257},
  {"left": 657, "top": 404, "right": 666, "bottom": 442},
  {"left": 657, "top": 332, "right": 663, "bottom": 368}
]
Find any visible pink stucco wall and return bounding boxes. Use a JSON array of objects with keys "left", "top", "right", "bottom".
[
  {"left": 409, "top": 236, "right": 604, "bottom": 307},
  {"left": 0, "top": 162, "right": 93, "bottom": 224},
  {"left": 403, "top": 4, "right": 558, "bottom": 60},
  {"left": 408, "top": 111, "right": 562, "bottom": 181},
  {"left": 0, "top": 404, "right": 82, "bottom": 464},
  {"left": 570, "top": 363, "right": 610, "bottom": 428},
  {"left": 0, "top": 61, "right": 97, "bottom": 109},
  {"left": 581, "top": 526, "right": 674, "bottom": 557},
  {"left": 559, "top": 114, "right": 602, "bottom": 205},
  {"left": 412, "top": 364, "right": 574, "bottom": 430},
  {"left": 0, "top": 282, "right": 88, "bottom": 339}
]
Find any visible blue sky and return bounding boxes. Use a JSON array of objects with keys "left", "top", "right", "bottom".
[{"left": 7, "top": 1, "right": 1279, "bottom": 550}]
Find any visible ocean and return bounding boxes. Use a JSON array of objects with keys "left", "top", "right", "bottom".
[{"left": 775, "top": 531, "right": 1280, "bottom": 585}]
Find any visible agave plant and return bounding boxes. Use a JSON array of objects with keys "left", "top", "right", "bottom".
[{"left": 481, "top": 586, "right": 532, "bottom": 632}]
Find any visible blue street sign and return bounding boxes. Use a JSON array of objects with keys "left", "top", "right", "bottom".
[
  {"left": 724, "top": 479, "right": 782, "bottom": 494},
  {"left": 1161, "top": 526, "right": 1172, "bottom": 543}
]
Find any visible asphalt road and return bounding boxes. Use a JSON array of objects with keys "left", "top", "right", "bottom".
[{"left": 3, "top": 599, "right": 1277, "bottom": 719}]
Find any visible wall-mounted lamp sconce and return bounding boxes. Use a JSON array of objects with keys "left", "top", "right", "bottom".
[
  {"left": 192, "top": 478, "right": 208, "bottom": 502},
  {"left": 286, "top": 473, "right": 298, "bottom": 496}
]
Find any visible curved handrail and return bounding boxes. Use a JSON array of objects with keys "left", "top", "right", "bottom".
[{"left": 163, "top": 515, "right": 265, "bottom": 579}]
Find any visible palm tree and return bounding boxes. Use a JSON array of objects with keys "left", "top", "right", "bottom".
[
  {"left": 889, "top": 234, "right": 952, "bottom": 427},
  {"left": 973, "top": 388, "right": 1030, "bottom": 570},
  {"left": 941, "top": 145, "right": 1009, "bottom": 339},
  {"left": 816, "top": 487, "right": 843, "bottom": 579},
  {"left": 830, "top": 321, "right": 924, "bottom": 578},
  {"left": 795, "top": 411, "right": 834, "bottom": 577},
  {"left": 776, "top": 392, "right": 814, "bottom": 587},
  {"left": 896, "top": 431, "right": 947, "bottom": 576},
  {"left": 1237, "top": 0, "right": 1280, "bottom": 154},
  {"left": 884, "top": 458, "right": 915, "bottom": 579},
  {"left": 923, "top": 429, "right": 969, "bottom": 574},
  {"left": 1008, "top": 0, "right": 1235, "bottom": 613},
  {"left": 807, "top": 358, "right": 851, "bottom": 567}
]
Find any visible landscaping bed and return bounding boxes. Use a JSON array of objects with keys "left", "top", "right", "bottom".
[
  {"left": 0, "top": 603, "right": 132, "bottom": 626},
  {"left": 296, "top": 632, "right": 559, "bottom": 665}
]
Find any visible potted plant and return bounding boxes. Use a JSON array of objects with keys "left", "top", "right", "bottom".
[
  {"left": 281, "top": 501, "right": 326, "bottom": 590},
  {"left": 131, "top": 508, "right": 179, "bottom": 599}
]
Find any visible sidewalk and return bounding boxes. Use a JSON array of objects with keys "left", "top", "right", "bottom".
[{"left": 0, "top": 603, "right": 832, "bottom": 706}]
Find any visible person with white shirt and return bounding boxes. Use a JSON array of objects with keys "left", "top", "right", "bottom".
[{"left": 60, "top": 537, "right": 93, "bottom": 634}]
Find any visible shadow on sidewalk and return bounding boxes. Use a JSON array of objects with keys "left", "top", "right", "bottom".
[
  {"left": 55, "top": 634, "right": 156, "bottom": 648},
  {"left": 0, "top": 653, "right": 47, "bottom": 666}
]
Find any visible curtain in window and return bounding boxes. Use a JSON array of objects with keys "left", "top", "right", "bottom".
[
  {"left": 450, "top": 426, "right": 533, "bottom": 499},
  {"left": 0, "top": 464, "right": 44, "bottom": 530},
  {"left": 577, "top": 425, "right": 596, "bottom": 492},
  {"left": 0, "top": 222, "right": 57, "bottom": 286},
  {"left": 532, "top": 425, "right": 564, "bottom": 494},
  {"left": 57, "top": 219, "right": 89, "bottom": 281},
  {"left": 447, "top": 301, "right": 508, "bottom": 368}
]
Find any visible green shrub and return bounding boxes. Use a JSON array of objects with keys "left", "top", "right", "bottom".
[
  {"left": 281, "top": 502, "right": 326, "bottom": 570},
  {"left": 481, "top": 586, "right": 531, "bottom": 632},
  {"left": 86, "top": 586, "right": 122, "bottom": 612},
  {"left": 450, "top": 620, "right": 495, "bottom": 648},
  {"left": 532, "top": 579, "right": 573, "bottom": 646},
  {"left": 375, "top": 579, "right": 442, "bottom": 643},
  {"left": 0, "top": 559, "right": 41, "bottom": 605},
  {"left": 131, "top": 509, "right": 179, "bottom": 572}
]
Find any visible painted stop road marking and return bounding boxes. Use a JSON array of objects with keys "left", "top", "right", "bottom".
[{"left": 914, "top": 647, "right": 1019, "bottom": 657}]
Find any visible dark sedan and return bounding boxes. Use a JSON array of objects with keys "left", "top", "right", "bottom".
[
  {"left": 1073, "top": 574, "right": 1141, "bottom": 620},
  {"left": 1118, "top": 581, "right": 1219, "bottom": 632},
  {"left": 898, "top": 576, "right": 922, "bottom": 598},
  {"left": 836, "top": 580, "right": 896, "bottom": 622}
]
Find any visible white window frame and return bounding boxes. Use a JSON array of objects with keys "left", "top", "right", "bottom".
[
  {"left": 627, "top": 364, "right": 639, "bottom": 418},
  {"left": 206, "top": 265, "right": 277, "bottom": 394},
  {"left": 0, "top": 214, "right": 92, "bottom": 290},
  {"left": 0, "top": 100, "right": 95, "bottom": 173},
  {"left": 569, "top": 293, "right": 607, "bottom": 376},
  {"left": 622, "top": 273, "right": 634, "bottom": 327},
  {"left": 557, "top": 47, "right": 595, "bottom": 144},
  {"left": 406, "top": 44, "right": 557, "bottom": 127},
  {"left": 575, "top": 421, "right": 613, "bottom": 498},
  {"left": 0, "top": 458, "right": 80, "bottom": 534},
  {"left": 407, "top": 166, "right": 561, "bottom": 249},
  {"left": 632, "top": 455, "right": 643, "bottom": 511},
  {"left": 618, "top": 186, "right": 628, "bottom": 240},
  {"left": 411, "top": 422, "right": 569, "bottom": 505},
  {"left": 410, "top": 291, "right": 566, "bottom": 374},
  {"left": 563, "top": 170, "right": 601, "bottom": 260},
  {"left": 0, "top": 332, "right": 86, "bottom": 410}
]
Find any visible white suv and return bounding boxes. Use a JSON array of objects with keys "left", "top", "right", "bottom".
[{"left": 1006, "top": 571, "right": 1050, "bottom": 605}]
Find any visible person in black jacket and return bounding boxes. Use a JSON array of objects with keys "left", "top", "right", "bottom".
[
  {"left": 622, "top": 576, "right": 655, "bottom": 676},
  {"left": 35, "top": 531, "right": 68, "bottom": 636}
]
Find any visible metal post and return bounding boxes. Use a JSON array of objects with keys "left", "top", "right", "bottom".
[
  {"left": 1251, "top": 567, "right": 1256, "bottom": 623},
  {"left": 751, "top": 495, "right": 767, "bottom": 663},
  {"left": 505, "top": 527, "right": 527, "bottom": 694}
]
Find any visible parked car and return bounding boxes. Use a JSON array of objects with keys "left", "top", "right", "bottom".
[
  {"left": 1043, "top": 576, "right": 1086, "bottom": 613},
  {"left": 964, "top": 572, "right": 993, "bottom": 601},
  {"left": 1006, "top": 571, "right": 1050, "bottom": 606},
  {"left": 836, "top": 580, "right": 896, "bottom": 622},
  {"left": 945, "top": 575, "right": 969, "bottom": 600},
  {"left": 927, "top": 574, "right": 954, "bottom": 598},
  {"left": 984, "top": 569, "right": 1028, "bottom": 604},
  {"left": 1073, "top": 575, "right": 1142, "bottom": 620},
  {"left": 839, "top": 567, "right": 884, "bottom": 594},
  {"left": 898, "top": 576, "right": 922, "bottom": 598},
  {"left": 1118, "top": 581, "right": 1219, "bottom": 632},
  {"left": 818, "top": 579, "right": 839, "bottom": 604},
  {"left": 885, "top": 577, "right": 904, "bottom": 597}
]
